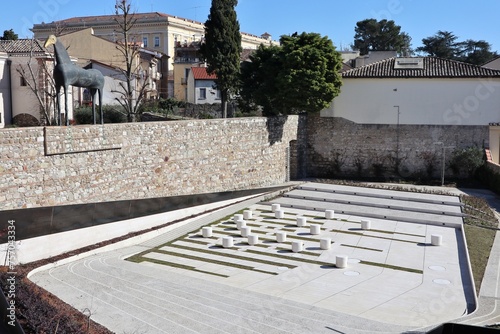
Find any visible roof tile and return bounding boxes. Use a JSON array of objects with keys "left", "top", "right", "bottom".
[
  {"left": 343, "top": 56, "right": 500, "bottom": 78},
  {"left": 191, "top": 67, "right": 217, "bottom": 80}
]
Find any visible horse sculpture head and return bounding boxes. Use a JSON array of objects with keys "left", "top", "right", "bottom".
[{"left": 43, "top": 35, "right": 57, "bottom": 48}]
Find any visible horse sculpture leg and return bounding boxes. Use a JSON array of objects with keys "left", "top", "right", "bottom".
[
  {"left": 64, "top": 85, "right": 70, "bottom": 126},
  {"left": 98, "top": 88, "right": 103, "bottom": 124},
  {"left": 56, "top": 85, "right": 62, "bottom": 126},
  {"left": 91, "top": 88, "right": 97, "bottom": 124}
]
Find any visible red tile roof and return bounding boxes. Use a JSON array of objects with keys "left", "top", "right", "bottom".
[
  {"left": 191, "top": 67, "right": 217, "bottom": 80},
  {"left": 343, "top": 56, "right": 500, "bottom": 78},
  {"left": 0, "top": 39, "right": 48, "bottom": 54}
]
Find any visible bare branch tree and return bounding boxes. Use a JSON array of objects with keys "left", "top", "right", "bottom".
[
  {"left": 113, "top": 0, "right": 150, "bottom": 122},
  {"left": 15, "top": 38, "right": 57, "bottom": 125}
]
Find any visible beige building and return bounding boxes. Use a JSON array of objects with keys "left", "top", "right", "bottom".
[{"left": 32, "top": 12, "right": 276, "bottom": 99}]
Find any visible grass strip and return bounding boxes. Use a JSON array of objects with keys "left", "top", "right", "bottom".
[
  {"left": 153, "top": 249, "right": 279, "bottom": 275},
  {"left": 129, "top": 256, "right": 229, "bottom": 278},
  {"left": 275, "top": 247, "right": 320, "bottom": 257},
  {"left": 327, "top": 227, "right": 416, "bottom": 244},
  {"left": 360, "top": 260, "right": 423, "bottom": 274},
  {"left": 168, "top": 243, "right": 297, "bottom": 269},
  {"left": 340, "top": 244, "right": 384, "bottom": 252}
]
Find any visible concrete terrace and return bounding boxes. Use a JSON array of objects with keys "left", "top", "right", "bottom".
[{"left": 28, "top": 182, "right": 487, "bottom": 333}]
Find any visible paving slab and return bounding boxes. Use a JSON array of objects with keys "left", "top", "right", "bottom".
[{"left": 28, "top": 182, "right": 495, "bottom": 333}]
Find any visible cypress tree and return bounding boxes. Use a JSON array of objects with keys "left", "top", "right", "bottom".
[{"left": 202, "top": 0, "right": 242, "bottom": 117}]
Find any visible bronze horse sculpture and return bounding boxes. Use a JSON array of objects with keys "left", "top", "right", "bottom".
[{"left": 44, "top": 35, "right": 104, "bottom": 125}]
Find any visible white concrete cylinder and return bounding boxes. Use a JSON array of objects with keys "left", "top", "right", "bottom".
[
  {"left": 202, "top": 226, "right": 212, "bottom": 238},
  {"left": 222, "top": 236, "right": 233, "bottom": 248},
  {"left": 241, "top": 226, "right": 251, "bottom": 237},
  {"left": 234, "top": 214, "right": 243, "bottom": 222},
  {"left": 310, "top": 224, "right": 320, "bottom": 235},
  {"left": 296, "top": 216, "right": 307, "bottom": 227},
  {"left": 325, "top": 210, "right": 335, "bottom": 219},
  {"left": 248, "top": 234, "right": 259, "bottom": 245},
  {"left": 271, "top": 204, "right": 281, "bottom": 212},
  {"left": 276, "top": 231, "right": 287, "bottom": 243},
  {"left": 275, "top": 210, "right": 284, "bottom": 219},
  {"left": 320, "top": 238, "right": 331, "bottom": 250},
  {"left": 336, "top": 255, "right": 348, "bottom": 268},
  {"left": 236, "top": 219, "right": 246, "bottom": 230},
  {"left": 243, "top": 210, "right": 253, "bottom": 220},
  {"left": 292, "top": 241, "right": 303, "bottom": 253},
  {"left": 431, "top": 234, "right": 443, "bottom": 246},
  {"left": 361, "top": 220, "right": 371, "bottom": 230}
]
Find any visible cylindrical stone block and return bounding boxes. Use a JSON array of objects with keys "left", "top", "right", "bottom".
[
  {"left": 248, "top": 234, "right": 259, "bottom": 245},
  {"left": 292, "top": 241, "right": 303, "bottom": 253},
  {"left": 233, "top": 214, "right": 243, "bottom": 222},
  {"left": 361, "top": 220, "right": 371, "bottom": 230},
  {"left": 310, "top": 224, "right": 320, "bottom": 235},
  {"left": 202, "top": 226, "right": 212, "bottom": 238},
  {"left": 243, "top": 210, "right": 253, "bottom": 220},
  {"left": 431, "top": 234, "right": 443, "bottom": 246},
  {"left": 271, "top": 204, "right": 281, "bottom": 212},
  {"left": 241, "top": 226, "right": 251, "bottom": 237},
  {"left": 296, "top": 216, "right": 307, "bottom": 227},
  {"left": 276, "top": 231, "right": 287, "bottom": 243},
  {"left": 336, "top": 255, "right": 348, "bottom": 268},
  {"left": 320, "top": 238, "right": 331, "bottom": 250},
  {"left": 275, "top": 210, "right": 284, "bottom": 219},
  {"left": 325, "top": 210, "right": 335, "bottom": 219},
  {"left": 222, "top": 236, "right": 233, "bottom": 248},
  {"left": 236, "top": 219, "right": 246, "bottom": 230}
]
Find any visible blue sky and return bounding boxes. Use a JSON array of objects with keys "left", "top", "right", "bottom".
[{"left": 3, "top": 0, "right": 499, "bottom": 53}]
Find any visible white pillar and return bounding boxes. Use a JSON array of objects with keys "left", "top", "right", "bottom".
[
  {"left": 361, "top": 220, "right": 371, "bottom": 230},
  {"left": 275, "top": 210, "right": 284, "bottom": 219},
  {"left": 325, "top": 210, "right": 335, "bottom": 219},
  {"left": 431, "top": 234, "right": 443, "bottom": 246},
  {"left": 296, "top": 216, "right": 307, "bottom": 227},
  {"left": 236, "top": 219, "right": 246, "bottom": 230},
  {"left": 248, "top": 234, "right": 259, "bottom": 245},
  {"left": 292, "top": 241, "right": 303, "bottom": 253},
  {"left": 241, "top": 226, "right": 251, "bottom": 237},
  {"left": 336, "top": 255, "right": 348, "bottom": 268},
  {"left": 243, "top": 210, "right": 253, "bottom": 219},
  {"left": 222, "top": 236, "right": 233, "bottom": 248},
  {"left": 310, "top": 224, "right": 320, "bottom": 235},
  {"left": 276, "top": 231, "right": 287, "bottom": 243},
  {"left": 320, "top": 238, "right": 331, "bottom": 250},
  {"left": 234, "top": 214, "right": 243, "bottom": 222},
  {"left": 271, "top": 204, "right": 281, "bottom": 212},
  {"left": 202, "top": 226, "right": 212, "bottom": 238}
]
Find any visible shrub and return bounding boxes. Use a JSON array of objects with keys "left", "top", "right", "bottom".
[
  {"left": 73, "top": 105, "right": 127, "bottom": 124},
  {"left": 449, "top": 146, "right": 484, "bottom": 178}
]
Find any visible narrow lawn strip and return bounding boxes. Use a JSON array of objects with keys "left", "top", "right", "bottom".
[
  {"left": 153, "top": 249, "right": 279, "bottom": 275},
  {"left": 340, "top": 244, "right": 384, "bottom": 252},
  {"left": 275, "top": 247, "right": 320, "bottom": 257},
  {"left": 168, "top": 243, "right": 297, "bottom": 269},
  {"left": 328, "top": 227, "right": 416, "bottom": 244},
  {"left": 183, "top": 238, "right": 217, "bottom": 246},
  {"left": 245, "top": 249, "right": 334, "bottom": 267},
  {"left": 360, "top": 260, "right": 423, "bottom": 274},
  {"left": 132, "top": 257, "right": 229, "bottom": 278}
]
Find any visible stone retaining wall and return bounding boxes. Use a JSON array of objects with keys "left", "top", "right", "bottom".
[
  {"left": 305, "top": 115, "right": 488, "bottom": 179},
  {"left": 0, "top": 116, "right": 300, "bottom": 210}
]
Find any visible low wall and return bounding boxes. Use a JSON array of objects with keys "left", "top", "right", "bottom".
[
  {"left": 0, "top": 116, "right": 300, "bottom": 211},
  {"left": 306, "top": 115, "right": 488, "bottom": 179}
]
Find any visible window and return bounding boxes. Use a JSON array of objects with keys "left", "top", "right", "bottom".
[
  {"left": 199, "top": 88, "right": 206, "bottom": 100},
  {"left": 216, "top": 90, "right": 221, "bottom": 100},
  {"left": 142, "top": 36, "right": 148, "bottom": 47},
  {"left": 154, "top": 36, "right": 160, "bottom": 47}
]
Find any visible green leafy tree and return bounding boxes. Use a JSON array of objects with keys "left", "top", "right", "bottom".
[
  {"left": 353, "top": 19, "right": 411, "bottom": 55},
  {"left": 416, "top": 31, "right": 460, "bottom": 59},
  {"left": 0, "top": 29, "right": 18, "bottom": 40},
  {"left": 417, "top": 31, "right": 498, "bottom": 65},
  {"left": 240, "top": 32, "right": 343, "bottom": 116},
  {"left": 201, "top": 0, "right": 242, "bottom": 118}
]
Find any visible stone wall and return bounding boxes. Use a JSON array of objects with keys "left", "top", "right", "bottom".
[
  {"left": 306, "top": 115, "right": 488, "bottom": 179},
  {"left": 0, "top": 116, "right": 300, "bottom": 210}
]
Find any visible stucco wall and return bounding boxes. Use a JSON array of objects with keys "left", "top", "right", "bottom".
[
  {"left": 322, "top": 78, "right": 500, "bottom": 125},
  {"left": 0, "top": 116, "right": 299, "bottom": 210},
  {"left": 306, "top": 115, "right": 488, "bottom": 179}
]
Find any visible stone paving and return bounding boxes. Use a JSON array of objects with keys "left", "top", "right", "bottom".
[{"left": 28, "top": 182, "right": 499, "bottom": 333}]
